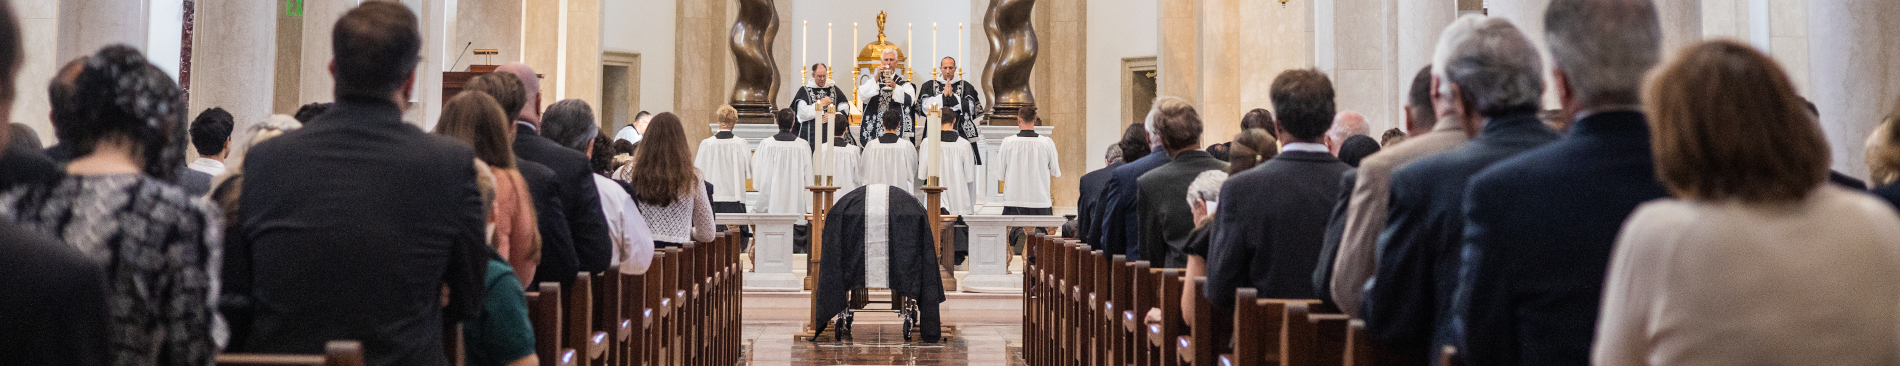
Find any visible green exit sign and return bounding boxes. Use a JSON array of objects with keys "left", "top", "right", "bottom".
[{"left": 286, "top": 0, "right": 304, "bottom": 16}]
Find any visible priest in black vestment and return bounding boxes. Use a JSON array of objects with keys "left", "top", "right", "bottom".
[
  {"left": 812, "top": 184, "right": 947, "bottom": 342},
  {"left": 791, "top": 63, "right": 850, "bottom": 151},
  {"left": 918, "top": 56, "right": 984, "bottom": 164}
]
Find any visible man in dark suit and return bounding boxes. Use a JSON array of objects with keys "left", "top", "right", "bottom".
[
  {"left": 1204, "top": 69, "right": 1352, "bottom": 311},
  {"left": 462, "top": 71, "right": 575, "bottom": 287},
  {"left": 1312, "top": 168, "right": 1355, "bottom": 302},
  {"left": 1077, "top": 123, "right": 1151, "bottom": 246},
  {"left": 1362, "top": 16, "right": 1560, "bottom": 365},
  {"left": 1136, "top": 98, "right": 1228, "bottom": 268},
  {"left": 238, "top": 4, "right": 486, "bottom": 365},
  {"left": 1453, "top": 2, "right": 1668, "bottom": 365},
  {"left": 496, "top": 63, "right": 615, "bottom": 283},
  {"left": 1095, "top": 119, "right": 1171, "bottom": 261}
]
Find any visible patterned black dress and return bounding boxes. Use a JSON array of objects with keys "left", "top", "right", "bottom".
[{"left": 1, "top": 173, "right": 222, "bottom": 366}]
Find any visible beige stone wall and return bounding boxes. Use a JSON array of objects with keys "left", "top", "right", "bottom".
[
  {"left": 56, "top": 0, "right": 147, "bottom": 64},
  {"left": 523, "top": 0, "right": 560, "bottom": 110},
  {"left": 12, "top": 0, "right": 59, "bottom": 144},
  {"left": 188, "top": 1, "right": 277, "bottom": 128},
  {"left": 1159, "top": 0, "right": 1313, "bottom": 147},
  {"left": 1808, "top": 0, "right": 1900, "bottom": 180},
  {"left": 297, "top": 0, "right": 356, "bottom": 105},
  {"left": 675, "top": 0, "right": 731, "bottom": 152},
  {"left": 455, "top": 0, "right": 524, "bottom": 68},
  {"left": 562, "top": 0, "right": 604, "bottom": 117},
  {"left": 1029, "top": 0, "right": 1086, "bottom": 208}
]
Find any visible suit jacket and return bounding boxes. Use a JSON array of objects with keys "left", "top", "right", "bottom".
[
  {"left": 1452, "top": 111, "right": 1669, "bottom": 366},
  {"left": 1332, "top": 119, "right": 1468, "bottom": 317},
  {"left": 1312, "top": 168, "right": 1356, "bottom": 303},
  {"left": 516, "top": 160, "right": 572, "bottom": 285},
  {"left": 1875, "top": 183, "right": 1900, "bottom": 210},
  {"left": 1363, "top": 112, "right": 1557, "bottom": 363},
  {"left": 0, "top": 222, "right": 109, "bottom": 366},
  {"left": 515, "top": 124, "right": 614, "bottom": 278},
  {"left": 1829, "top": 171, "right": 1868, "bottom": 190},
  {"left": 1204, "top": 150, "right": 1351, "bottom": 310},
  {"left": 1135, "top": 151, "right": 1228, "bottom": 268},
  {"left": 1094, "top": 149, "right": 1171, "bottom": 260},
  {"left": 239, "top": 98, "right": 486, "bottom": 366},
  {"left": 1074, "top": 162, "right": 1122, "bottom": 242}
]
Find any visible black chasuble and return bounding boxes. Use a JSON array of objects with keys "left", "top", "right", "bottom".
[
  {"left": 919, "top": 78, "right": 986, "bottom": 164},
  {"left": 812, "top": 184, "right": 947, "bottom": 342},
  {"left": 791, "top": 83, "right": 850, "bottom": 150}
]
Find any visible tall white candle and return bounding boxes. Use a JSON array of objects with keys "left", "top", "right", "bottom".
[
  {"left": 958, "top": 24, "right": 965, "bottom": 79},
  {"left": 933, "top": 23, "right": 939, "bottom": 78},
  {"left": 853, "top": 23, "right": 859, "bottom": 80},
  {"left": 802, "top": 21, "right": 808, "bottom": 75},
  {"left": 908, "top": 24, "right": 915, "bottom": 78}
]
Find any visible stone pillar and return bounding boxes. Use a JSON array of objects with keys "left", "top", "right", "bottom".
[
  {"left": 272, "top": 5, "right": 303, "bottom": 115},
  {"left": 1767, "top": 0, "right": 1808, "bottom": 91},
  {"left": 1330, "top": 0, "right": 1393, "bottom": 132},
  {"left": 1028, "top": 0, "right": 1085, "bottom": 208},
  {"left": 1156, "top": 0, "right": 1198, "bottom": 105},
  {"left": 1397, "top": 0, "right": 1456, "bottom": 131},
  {"left": 13, "top": 1, "right": 61, "bottom": 145},
  {"left": 298, "top": 0, "right": 358, "bottom": 104},
  {"left": 188, "top": 1, "right": 277, "bottom": 127},
  {"left": 1807, "top": 0, "right": 1900, "bottom": 180},
  {"left": 1657, "top": 0, "right": 1702, "bottom": 57},
  {"left": 563, "top": 0, "right": 603, "bottom": 116},
  {"left": 676, "top": 0, "right": 729, "bottom": 153},
  {"left": 57, "top": 0, "right": 147, "bottom": 63},
  {"left": 523, "top": 0, "right": 558, "bottom": 110}
]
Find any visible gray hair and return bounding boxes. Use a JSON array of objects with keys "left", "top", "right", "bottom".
[
  {"left": 1105, "top": 145, "right": 1124, "bottom": 164},
  {"left": 1186, "top": 170, "right": 1229, "bottom": 209},
  {"left": 1443, "top": 17, "right": 1546, "bottom": 117},
  {"left": 216, "top": 114, "right": 303, "bottom": 189},
  {"left": 1544, "top": 0, "right": 1661, "bottom": 107},
  {"left": 541, "top": 99, "right": 599, "bottom": 152}
]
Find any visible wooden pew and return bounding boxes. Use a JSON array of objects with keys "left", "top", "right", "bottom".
[
  {"left": 1229, "top": 289, "right": 1284, "bottom": 366},
  {"left": 593, "top": 272, "right": 624, "bottom": 366},
  {"left": 567, "top": 273, "right": 606, "bottom": 366},
  {"left": 215, "top": 340, "right": 366, "bottom": 366},
  {"left": 1074, "top": 244, "right": 1097, "bottom": 366},
  {"left": 1023, "top": 233, "right": 1041, "bottom": 365},
  {"left": 527, "top": 282, "right": 579, "bottom": 366},
  {"left": 1147, "top": 269, "right": 1186, "bottom": 366},
  {"left": 1177, "top": 277, "right": 1230, "bottom": 366},
  {"left": 1105, "top": 254, "right": 1130, "bottom": 366},
  {"left": 1282, "top": 301, "right": 1350, "bottom": 366},
  {"left": 617, "top": 269, "right": 646, "bottom": 366},
  {"left": 1121, "top": 260, "right": 1154, "bottom": 366}
]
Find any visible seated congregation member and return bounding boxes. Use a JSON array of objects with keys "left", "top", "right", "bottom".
[
  {"left": 435, "top": 92, "right": 544, "bottom": 286},
  {"left": 1594, "top": 39, "right": 1900, "bottom": 366},
  {"left": 462, "top": 71, "right": 572, "bottom": 287},
  {"left": 622, "top": 112, "right": 715, "bottom": 247},
  {"left": 1206, "top": 109, "right": 1275, "bottom": 163},
  {"left": 994, "top": 105, "right": 1062, "bottom": 253},
  {"left": 753, "top": 108, "right": 813, "bottom": 215},
  {"left": 293, "top": 102, "right": 332, "bottom": 123},
  {"left": 1868, "top": 111, "right": 1900, "bottom": 208},
  {"left": 0, "top": 4, "right": 111, "bottom": 361},
  {"left": 211, "top": 114, "right": 302, "bottom": 349},
  {"left": 40, "top": 58, "right": 82, "bottom": 163},
  {"left": 1203, "top": 69, "right": 1351, "bottom": 312},
  {"left": 1225, "top": 127, "right": 1278, "bottom": 174},
  {"left": 828, "top": 113, "right": 863, "bottom": 196},
  {"left": 1453, "top": 1, "right": 1671, "bottom": 364},
  {"left": 1364, "top": 15, "right": 1559, "bottom": 363},
  {"left": 188, "top": 107, "right": 234, "bottom": 177},
  {"left": 588, "top": 134, "right": 655, "bottom": 274},
  {"left": 1134, "top": 97, "right": 1227, "bottom": 268},
  {"left": 1072, "top": 143, "right": 1123, "bottom": 244},
  {"left": 0, "top": 44, "right": 220, "bottom": 366},
  {"left": 236, "top": 4, "right": 487, "bottom": 364},
  {"left": 698, "top": 105, "right": 751, "bottom": 215},
  {"left": 464, "top": 165, "right": 539, "bottom": 366},
  {"left": 1331, "top": 64, "right": 1458, "bottom": 317},
  {"left": 1327, "top": 111, "right": 1370, "bottom": 155},
  {"left": 860, "top": 107, "right": 919, "bottom": 195},
  {"left": 1077, "top": 124, "right": 1151, "bottom": 243},
  {"left": 1144, "top": 170, "right": 1229, "bottom": 328},
  {"left": 1095, "top": 110, "right": 1171, "bottom": 260},
  {"left": 1337, "top": 135, "right": 1380, "bottom": 168},
  {"left": 497, "top": 62, "right": 615, "bottom": 276},
  {"left": 541, "top": 99, "right": 654, "bottom": 271}
]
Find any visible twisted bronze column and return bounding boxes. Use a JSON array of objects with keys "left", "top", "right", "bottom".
[
  {"left": 729, "top": 0, "right": 779, "bottom": 122},
  {"left": 983, "top": 0, "right": 1037, "bottom": 125}
]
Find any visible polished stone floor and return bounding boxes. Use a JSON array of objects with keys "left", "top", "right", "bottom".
[{"left": 738, "top": 308, "right": 1027, "bottom": 365}]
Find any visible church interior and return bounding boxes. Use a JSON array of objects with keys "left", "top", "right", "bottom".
[{"left": 8, "top": 0, "right": 1900, "bottom": 365}]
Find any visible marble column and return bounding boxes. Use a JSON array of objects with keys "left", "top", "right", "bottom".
[
  {"left": 57, "top": 0, "right": 148, "bottom": 63},
  {"left": 13, "top": 0, "right": 60, "bottom": 145},
  {"left": 1397, "top": 0, "right": 1456, "bottom": 131},
  {"left": 1156, "top": 0, "right": 1198, "bottom": 106},
  {"left": 563, "top": 0, "right": 603, "bottom": 116},
  {"left": 1767, "top": 0, "right": 1808, "bottom": 91},
  {"left": 1026, "top": 0, "right": 1085, "bottom": 208},
  {"left": 1657, "top": 0, "right": 1702, "bottom": 56},
  {"left": 1480, "top": 0, "right": 1556, "bottom": 109},
  {"left": 1330, "top": 0, "right": 1393, "bottom": 133},
  {"left": 188, "top": 1, "right": 277, "bottom": 128},
  {"left": 298, "top": 0, "right": 360, "bottom": 104},
  {"left": 1807, "top": 0, "right": 1900, "bottom": 180},
  {"left": 523, "top": 0, "right": 558, "bottom": 110},
  {"left": 676, "top": 0, "right": 730, "bottom": 152}
]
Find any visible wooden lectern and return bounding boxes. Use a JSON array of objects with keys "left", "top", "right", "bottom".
[{"left": 443, "top": 63, "right": 541, "bottom": 113}]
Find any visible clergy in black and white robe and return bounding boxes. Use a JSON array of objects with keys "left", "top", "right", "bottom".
[
  {"left": 812, "top": 184, "right": 947, "bottom": 343},
  {"left": 858, "top": 71, "right": 919, "bottom": 144},
  {"left": 918, "top": 68, "right": 984, "bottom": 164},
  {"left": 792, "top": 68, "right": 851, "bottom": 151}
]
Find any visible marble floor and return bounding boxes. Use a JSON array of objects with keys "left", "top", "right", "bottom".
[{"left": 738, "top": 308, "right": 1027, "bottom": 365}]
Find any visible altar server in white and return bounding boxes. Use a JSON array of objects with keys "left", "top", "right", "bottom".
[
  {"left": 920, "top": 110, "right": 979, "bottom": 215},
  {"left": 695, "top": 105, "right": 752, "bottom": 214},
  {"left": 752, "top": 108, "right": 814, "bottom": 214},
  {"left": 827, "top": 114, "right": 863, "bottom": 197},
  {"left": 993, "top": 105, "right": 1061, "bottom": 250},
  {"left": 859, "top": 107, "right": 920, "bottom": 195}
]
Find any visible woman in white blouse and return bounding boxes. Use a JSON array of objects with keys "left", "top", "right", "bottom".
[{"left": 1593, "top": 40, "right": 1900, "bottom": 366}]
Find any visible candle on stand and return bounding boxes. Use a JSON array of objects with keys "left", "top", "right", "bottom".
[
  {"left": 907, "top": 23, "right": 914, "bottom": 79},
  {"left": 932, "top": 23, "right": 938, "bottom": 74},
  {"left": 852, "top": 23, "right": 859, "bottom": 81},
  {"left": 958, "top": 24, "right": 965, "bottom": 79},
  {"left": 802, "top": 21, "right": 808, "bottom": 74}
]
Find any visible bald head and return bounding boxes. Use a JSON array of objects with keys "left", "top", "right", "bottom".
[
  {"left": 495, "top": 62, "right": 541, "bottom": 123},
  {"left": 1327, "top": 111, "right": 1369, "bottom": 154}
]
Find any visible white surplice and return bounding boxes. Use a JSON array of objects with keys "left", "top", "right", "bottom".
[
  {"left": 694, "top": 133, "right": 752, "bottom": 204},
  {"left": 828, "top": 142, "right": 863, "bottom": 202},
  {"left": 750, "top": 137, "right": 813, "bottom": 214},
  {"left": 992, "top": 132, "right": 1062, "bottom": 208},
  {"left": 859, "top": 134, "right": 919, "bottom": 196},
  {"left": 919, "top": 135, "right": 979, "bottom": 215}
]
